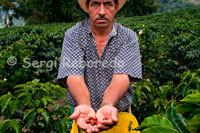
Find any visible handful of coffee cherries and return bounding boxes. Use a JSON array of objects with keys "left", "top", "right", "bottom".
[
  {"left": 86, "top": 116, "right": 109, "bottom": 125},
  {"left": 86, "top": 116, "right": 99, "bottom": 125}
]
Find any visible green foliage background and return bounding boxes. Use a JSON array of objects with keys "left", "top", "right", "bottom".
[{"left": 0, "top": 6, "right": 199, "bottom": 93}]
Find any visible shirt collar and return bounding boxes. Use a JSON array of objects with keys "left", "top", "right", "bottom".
[{"left": 85, "top": 18, "right": 117, "bottom": 38}]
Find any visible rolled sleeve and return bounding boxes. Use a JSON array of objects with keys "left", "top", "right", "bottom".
[
  {"left": 57, "top": 30, "right": 84, "bottom": 88},
  {"left": 113, "top": 32, "right": 142, "bottom": 82}
]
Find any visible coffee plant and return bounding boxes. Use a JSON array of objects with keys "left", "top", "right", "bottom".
[{"left": 0, "top": 79, "right": 71, "bottom": 132}]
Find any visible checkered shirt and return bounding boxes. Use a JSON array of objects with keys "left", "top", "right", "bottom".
[{"left": 57, "top": 18, "right": 142, "bottom": 112}]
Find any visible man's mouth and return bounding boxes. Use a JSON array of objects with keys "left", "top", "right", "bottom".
[{"left": 96, "top": 19, "right": 108, "bottom": 23}]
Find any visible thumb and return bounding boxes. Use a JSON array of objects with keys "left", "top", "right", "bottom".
[
  {"left": 69, "top": 108, "right": 80, "bottom": 120},
  {"left": 111, "top": 110, "right": 118, "bottom": 123}
]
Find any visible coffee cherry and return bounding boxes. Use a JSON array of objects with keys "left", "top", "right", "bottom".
[
  {"left": 103, "top": 117, "right": 108, "bottom": 120},
  {"left": 86, "top": 117, "right": 99, "bottom": 125},
  {"left": 86, "top": 119, "right": 90, "bottom": 124},
  {"left": 89, "top": 116, "right": 93, "bottom": 120}
]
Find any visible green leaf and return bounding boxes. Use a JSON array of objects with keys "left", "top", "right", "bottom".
[
  {"left": 137, "top": 115, "right": 173, "bottom": 130},
  {"left": 37, "top": 108, "right": 44, "bottom": 113},
  {"left": 39, "top": 122, "right": 44, "bottom": 127},
  {"left": 181, "top": 71, "right": 190, "bottom": 81},
  {"left": 23, "top": 108, "right": 35, "bottom": 120},
  {"left": 17, "top": 92, "right": 26, "bottom": 98},
  {"left": 180, "top": 93, "right": 200, "bottom": 106},
  {"left": 9, "top": 100, "right": 18, "bottom": 115},
  {"left": 35, "top": 88, "right": 49, "bottom": 95},
  {"left": 25, "top": 111, "right": 37, "bottom": 129},
  {"left": 187, "top": 114, "right": 200, "bottom": 133},
  {"left": 159, "top": 86, "right": 165, "bottom": 95},
  {"left": 1, "top": 94, "right": 12, "bottom": 113},
  {"left": 176, "top": 82, "right": 187, "bottom": 93},
  {"left": 41, "top": 96, "right": 53, "bottom": 106},
  {"left": 166, "top": 105, "right": 189, "bottom": 133},
  {"left": 34, "top": 100, "right": 41, "bottom": 107},
  {"left": 41, "top": 97, "right": 47, "bottom": 106},
  {"left": 144, "top": 86, "right": 151, "bottom": 92},
  {"left": 41, "top": 111, "right": 49, "bottom": 124},
  {"left": 56, "top": 118, "right": 68, "bottom": 133},
  {"left": 142, "top": 126, "right": 178, "bottom": 133},
  {"left": 37, "top": 108, "right": 49, "bottom": 125},
  {"left": 10, "top": 119, "right": 19, "bottom": 133},
  {"left": 176, "top": 103, "right": 197, "bottom": 115},
  {"left": 55, "top": 85, "right": 68, "bottom": 94},
  {"left": 188, "top": 73, "right": 197, "bottom": 85},
  {"left": 13, "top": 89, "right": 25, "bottom": 95},
  {"left": 41, "top": 111, "right": 49, "bottom": 125},
  {"left": 32, "top": 79, "right": 40, "bottom": 86},
  {"left": 153, "top": 98, "right": 160, "bottom": 108},
  {"left": 51, "top": 90, "right": 65, "bottom": 99},
  {"left": 14, "top": 84, "right": 24, "bottom": 89},
  {"left": 24, "top": 95, "right": 32, "bottom": 106},
  {"left": 0, "top": 94, "right": 9, "bottom": 103},
  {"left": 188, "top": 108, "right": 200, "bottom": 120},
  {"left": 0, "top": 119, "right": 11, "bottom": 133},
  {"left": 0, "top": 122, "right": 4, "bottom": 133}
]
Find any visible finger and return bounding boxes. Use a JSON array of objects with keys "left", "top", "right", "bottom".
[
  {"left": 93, "top": 125, "right": 100, "bottom": 132},
  {"left": 86, "top": 126, "right": 92, "bottom": 133},
  {"left": 76, "top": 119, "right": 87, "bottom": 130},
  {"left": 101, "top": 118, "right": 113, "bottom": 126},
  {"left": 88, "top": 124, "right": 95, "bottom": 132},
  {"left": 111, "top": 110, "right": 118, "bottom": 123},
  {"left": 97, "top": 123, "right": 112, "bottom": 130},
  {"left": 69, "top": 108, "right": 80, "bottom": 120}
]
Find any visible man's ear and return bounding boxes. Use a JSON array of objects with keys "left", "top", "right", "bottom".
[{"left": 115, "top": 2, "right": 119, "bottom": 11}]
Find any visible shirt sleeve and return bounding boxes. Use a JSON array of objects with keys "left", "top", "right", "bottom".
[
  {"left": 113, "top": 32, "right": 142, "bottom": 82},
  {"left": 57, "top": 30, "right": 84, "bottom": 88}
]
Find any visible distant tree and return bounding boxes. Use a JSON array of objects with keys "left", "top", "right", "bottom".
[
  {"left": 0, "top": 0, "right": 22, "bottom": 27},
  {"left": 15, "top": 0, "right": 87, "bottom": 24},
  {"left": 118, "top": 0, "right": 162, "bottom": 17}
]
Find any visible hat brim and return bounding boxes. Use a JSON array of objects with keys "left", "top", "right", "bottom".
[{"left": 78, "top": 0, "right": 126, "bottom": 13}]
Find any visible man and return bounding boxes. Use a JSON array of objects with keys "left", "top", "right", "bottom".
[{"left": 57, "top": 0, "right": 142, "bottom": 132}]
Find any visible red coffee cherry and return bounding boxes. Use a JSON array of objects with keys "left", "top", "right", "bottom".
[
  {"left": 86, "top": 117, "right": 99, "bottom": 125},
  {"left": 86, "top": 119, "right": 90, "bottom": 124},
  {"left": 103, "top": 117, "right": 108, "bottom": 120}
]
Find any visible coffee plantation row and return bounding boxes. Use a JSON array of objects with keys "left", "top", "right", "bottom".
[{"left": 0, "top": 6, "right": 200, "bottom": 133}]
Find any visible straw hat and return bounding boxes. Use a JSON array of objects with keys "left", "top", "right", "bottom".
[{"left": 78, "top": 0, "right": 126, "bottom": 12}]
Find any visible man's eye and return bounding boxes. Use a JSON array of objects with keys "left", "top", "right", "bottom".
[
  {"left": 91, "top": 2, "right": 99, "bottom": 6},
  {"left": 105, "top": 2, "right": 113, "bottom": 6}
]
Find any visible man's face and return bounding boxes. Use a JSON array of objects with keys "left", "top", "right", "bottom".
[{"left": 86, "top": 0, "right": 118, "bottom": 28}]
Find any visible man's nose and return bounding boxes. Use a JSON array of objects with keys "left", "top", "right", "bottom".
[{"left": 98, "top": 4, "right": 106, "bottom": 16}]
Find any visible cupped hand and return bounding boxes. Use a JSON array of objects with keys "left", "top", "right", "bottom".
[
  {"left": 96, "top": 104, "right": 118, "bottom": 131},
  {"left": 69, "top": 104, "right": 98, "bottom": 133}
]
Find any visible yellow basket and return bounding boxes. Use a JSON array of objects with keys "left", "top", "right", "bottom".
[{"left": 70, "top": 112, "right": 140, "bottom": 133}]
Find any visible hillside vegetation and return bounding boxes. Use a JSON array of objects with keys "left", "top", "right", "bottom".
[{"left": 158, "top": 0, "right": 200, "bottom": 12}]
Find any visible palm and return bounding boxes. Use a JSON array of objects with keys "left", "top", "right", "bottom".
[
  {"left": 96, "top": 109, "right": 108, "bottom": 121},
  {"left": 69, "top": 105, "right": 97, "bottom": 132},
  {"left": 96, "top": 105, "right": 118, "bottom": 130},
  {"left": 76, "top": 108, "right": 95, "bottom": 129}
]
